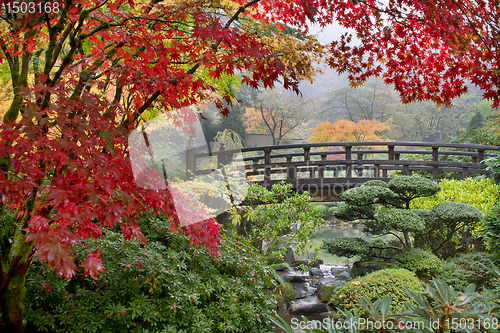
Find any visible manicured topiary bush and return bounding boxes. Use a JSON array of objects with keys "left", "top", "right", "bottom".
[
  {"left": 329, "top": 268, "right": 423, "bottom": 314},
  {"left": 325, "top": 176, "right": 483, "bottom": 262},
  {"left": 313, "top": 204, "right": 329, "bottom": 215},
  {"left": 393, "top": 248, "right": 443, "bottom": 278},
  {"left": 24, "top": 214, "right": 276, "bottom": 333},
  {"left": 327, "top": 206, "right": 338, "bottom": 216},
  {"left": 389, "top": 176, "right": 441, "bottom": 205}
]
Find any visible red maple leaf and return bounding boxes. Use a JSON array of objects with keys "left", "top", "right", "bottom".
[{"left": 81, "top": 249, "right": 105, "bottom": 280}]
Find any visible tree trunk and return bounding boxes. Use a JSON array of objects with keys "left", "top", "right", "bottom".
[
  {"left": 0, "top": 270, "right": 29, "bottom": 333},
  {"left": 0, "top": 234, "right": 34, "bottom": 333}
]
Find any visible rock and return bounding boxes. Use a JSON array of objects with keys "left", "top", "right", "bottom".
[
  {"left": 330, "top": 265, "right": 349, "bottom": 276},
  {"left": 288, "top": 296, "right": 328, "bottom": 315},
  {"left": 334, "top": 270, "right": 351, "bottom": 280},
  {"left": 317, "top": 277, "right": 337, "bottom": 285},
  {"left": 292, "top": 259, "right": 311, "bottom": 268},
  {"left": 291, "top": 282, "right": 316, "bottom": 299},
  {"left": 311, "top": 259, "right": 324, "bottom": 268},
  {"left": 309, "top": 267, "right": 324, "bottom": 277},
  {"left": 281, "top": 270, "right": 309, "bottom": 283},
  {"left": 274, "top": 263, "right": 289, "bottom": 271},
  {"left": 351, "top": 260, "right": 388, "bottom": 278},
  {"left": 284, "top": 247, "right": 295, "bottom": 265}
]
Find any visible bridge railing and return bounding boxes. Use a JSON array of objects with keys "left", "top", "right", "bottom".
[{"left": 186, "top": 141, "right": 500, "bottom": 192}]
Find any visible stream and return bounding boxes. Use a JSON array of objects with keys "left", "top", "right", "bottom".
[{"left": 276, "top": 224, "right": 395, "bottom": 332}]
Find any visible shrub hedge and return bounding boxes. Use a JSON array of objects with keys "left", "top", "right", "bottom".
[{"left": 329, "top": 268, "right": 423, "bottom": 314}]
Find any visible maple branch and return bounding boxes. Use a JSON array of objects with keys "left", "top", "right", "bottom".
[
  {"left": 126, "top": 0, "right": 264, "bottom": 125},
  {"left": 225, "top": 0, "right": 261, "bottom": 29},
  {"left": 51, "top": 20, "right": 77, "bottom": 66},
  {"left": 90, "top": 0, "right": 110, "bottom": 12},
  {"left": 44, "top": 0, "right": 73, "bottom": 76},
  {"left": 449, "top": 0, "right": 500, "bottom": 67}
]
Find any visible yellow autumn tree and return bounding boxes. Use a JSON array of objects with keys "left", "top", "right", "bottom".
[{"left": 307, "top": 119, "right": 387, "bottom": 143}]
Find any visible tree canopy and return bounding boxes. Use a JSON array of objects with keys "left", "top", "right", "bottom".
[{"left": 2, "top": 0, "right": 500, "bottom": 331}]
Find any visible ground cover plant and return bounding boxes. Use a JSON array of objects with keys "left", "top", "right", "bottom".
[{"left": 24, "top": 213, "right": 276, "bottom": 333}]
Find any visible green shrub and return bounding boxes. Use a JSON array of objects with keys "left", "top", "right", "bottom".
[
  {"left": 322, "top": 237, "right": 370, "bottom": 259},
  {"left": 313, "top": 205, "right": 329, "bottom": 215},
  {"left": 329, "top": 268, "right": 423, "bottom": 314},
  {"left": 333, "top": 202, "right": 376, "bottom": 220},
  {"left": 327, "top": 206, "right": 338, "bottom": 215},
  {"left": 24, "top": 215, "right": 276, "bottom": 333},
  {"left": 436, "top": 252, "right": 500, "bottom": 293},
  {"left": 230, "top": 182, "right": 324, "bottom": 258},
  {"left": 411, "top": 178, "right": 500, "bottom": 214},
  {"left": 393, "top": 248, "right": 443, "bottom": 278},
  {"left": 388, "top": 176, "right": 441, "bottom": 201},
  {"left": 483, "top": 203, "right": 500, "bottom": 253},
  {"left": 341, "top": 185, "right": 398, "bottom": 206},
  {"left": 363, "top": 180, "right": 388, "bottom": 188}
]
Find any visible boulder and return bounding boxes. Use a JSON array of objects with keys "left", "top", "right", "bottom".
[
  {"left": 274, "top": 263, "right": 289, "bottom": 271},
  {"left": 316, "top": 277, "right": 341, "bottom": 301},
  {"left": 280, "top": 270, "right": 309, "bottom": 283},
  {"left": 284, "top": 247, "right": 295, "bottom": 265},
  {"left": 288, "top": 296, "right": 328, "bottom": 315},
  {"left": 351, "top": 260, "right": 388, "bottom": 278},
  {"left": 311, "top": 259, "right": 324, "bottom": 268},
  {"left": 290, "top": 282, "right": 316, "bottom": 299},
  {"left": 309, "top": 267, "right": 324, "bottom": 277},
  {"left": 292, "top": 259, "right": 311, "bottom": 268}
]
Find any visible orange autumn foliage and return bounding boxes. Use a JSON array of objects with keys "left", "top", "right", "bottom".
[{"left": 307, "top": 119, "right": 387, "bottom": 143}]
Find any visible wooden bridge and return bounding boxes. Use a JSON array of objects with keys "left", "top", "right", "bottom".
[{"left": 186, "top": 142, "right": 500, "bottom": 201}]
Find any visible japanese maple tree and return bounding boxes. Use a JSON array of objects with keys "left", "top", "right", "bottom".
[
  {"left": 307, "top": 119, "right": 387, "bottom": 143},
  {"left": 313, "top": 0, "right": 500, "bottom": 106},
  {"left": 0, "top": 0, "right": 321, "bottom": 331}
]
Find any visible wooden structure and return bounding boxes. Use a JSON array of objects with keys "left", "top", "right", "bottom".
[{"left": 186, "top": 142, "right": 500, "bottom": 201}]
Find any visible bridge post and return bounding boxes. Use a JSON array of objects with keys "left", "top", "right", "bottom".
[
  {"left": 478, "top": 148, "right": 485, "bottom": 163},
  {"left": 384, "top": 144, "right": 395, "bottom": 177},
  {"left": 461, "top": 167, "right": 469, "bottom": 180},
  {"left": 264, "top": 148, "right": 271, "bottom": 185},
  {"left": 286, "top": 155, "right": 296, "bottom": 184},
  {"left": 303, "top": 147, "right": 311, "bottom": 162},
  {"left": 432, "top": 145, "right": 439, "bottom": 179},
  {"left": 356, "top": 152, "right": 363, "bottom": 177},
  {"left": 186, "top": 138, "right": 196, "bottom": 180},
  {"left": 264, "top": 148, "right": 271, "bottom": 164},
  {"left": 319, "top": 154, "right": 327, "bottom": 179},
  {"left": 403, "top": 164, "right": 410, "bottom": 176},
  {"left": 345, "top": 145, "right": 352, "bottom": 178}
]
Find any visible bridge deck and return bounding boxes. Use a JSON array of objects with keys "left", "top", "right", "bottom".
[{"left": 186, "top": 141, "right": 500, "bottom": 201}]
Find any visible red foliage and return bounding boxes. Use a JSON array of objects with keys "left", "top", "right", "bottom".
[
  {"left": 0, "top": 0, "right": 315, "bottom": 283},
  {"left": 312, "top": 0, "right": 500, "bottom": 106}
]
